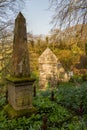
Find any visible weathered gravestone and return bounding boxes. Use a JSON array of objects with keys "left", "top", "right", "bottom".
[
  {"left": 38, "top": 48, "right": 58, "bottom": 89},
  {"left": 5, "top": 12, "right": 36, "bottom": 117}
]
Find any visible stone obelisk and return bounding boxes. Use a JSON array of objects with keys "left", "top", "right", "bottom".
[
  {"left": 12, "top": 12, "right": 30, "bottom": 77},
  {"left": 5, "top": 13, "right": 36, "bottom": 117}
]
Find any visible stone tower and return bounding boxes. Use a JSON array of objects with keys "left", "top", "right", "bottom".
[{"left": 12, "top": 12, "right": 30, "bottom": 77}]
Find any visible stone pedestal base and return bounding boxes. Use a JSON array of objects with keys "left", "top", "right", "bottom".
[
  {"left": 7, "top": 78, "right": 35, "bottom": 110},
  {"left": 4, "top": 104, "right": 37, "bottom": 118}
]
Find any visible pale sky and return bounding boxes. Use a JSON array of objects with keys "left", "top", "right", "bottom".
[{"left": 22, "top": 0, "right": 52, "bottom": 35}]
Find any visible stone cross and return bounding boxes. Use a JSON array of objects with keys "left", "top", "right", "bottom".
[{"left": 11, "top": 12, "right": 30, "bottom": 77}]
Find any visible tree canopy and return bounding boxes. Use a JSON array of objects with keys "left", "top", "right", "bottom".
[{"left": 50, "top": 0, "right": 87, "bottom": 28}]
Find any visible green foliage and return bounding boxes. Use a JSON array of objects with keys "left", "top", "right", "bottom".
[
  {"left": 33, "top": 91, "right": 73, "bottom": 129},
  {"left": 69, "top": 75, "right": 82, "bottom": 83},
  {"left": 57, "top": 82, "right": 87, "bottom": 115},
  {"left": 0, "top": 82, "right": 87, "bottom": 129},
  {"left": 62, "top": 118, "right": 87, "bottom": 130},
  {"left": 0, "top": 95, "right": 6, "bottom": 107}
]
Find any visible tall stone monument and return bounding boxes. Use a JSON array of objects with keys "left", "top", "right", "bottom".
[
  {"left": 6, "top": 12, "right": 36, "bottom": 117},
  {"left": 12, "top": 12, "right": 30, "bottom": 77}
]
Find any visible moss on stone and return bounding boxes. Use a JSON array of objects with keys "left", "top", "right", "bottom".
[
  {"left": 4, "top": 104, "right": 37, "bottom": 119},
  {"left": 6, "top": 76, "right": 36, "bottom": 83}
]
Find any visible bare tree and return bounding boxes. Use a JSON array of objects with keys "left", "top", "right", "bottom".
[
  {"left": 49, "top": 0, "right": 87, "bottom": 28},
  {"left": 0, "top": 0, "right": 24, "bottom": 76},
  {"left": 0, "top": 0, "right": 24, "bottom": 33}
]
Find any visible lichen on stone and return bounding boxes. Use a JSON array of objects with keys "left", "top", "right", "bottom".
[{"left": 6, "top": 76, "right": 36, "bottom": 83}]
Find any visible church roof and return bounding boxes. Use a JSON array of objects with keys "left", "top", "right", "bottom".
[{"left": 38, "top": 48, "right": 58, "bottom": 63}]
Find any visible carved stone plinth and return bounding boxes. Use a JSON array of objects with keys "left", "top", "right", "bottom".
[{"left": 7, "top": 79, "right": 35, "bottom": 110}]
